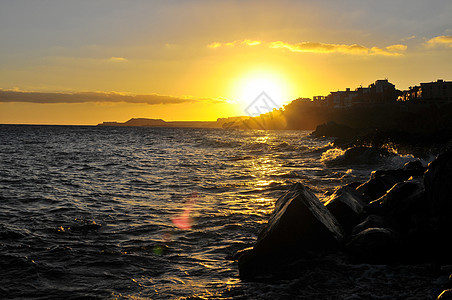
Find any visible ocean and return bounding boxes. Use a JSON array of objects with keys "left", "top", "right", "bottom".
[{"left": 0, "top": 125, "right": 426, "bottom": 299}]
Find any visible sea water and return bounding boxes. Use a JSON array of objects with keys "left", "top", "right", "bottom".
[{"left": 0, "top": 125, "right": 423, "bottom": 299}]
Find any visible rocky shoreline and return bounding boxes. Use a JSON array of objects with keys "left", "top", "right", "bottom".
[
  {"left": 312, "top": 121, "right": 452, "bottom": 158},
  {"left": 233, "top": 146, "right": 452, "bottom": 299}
]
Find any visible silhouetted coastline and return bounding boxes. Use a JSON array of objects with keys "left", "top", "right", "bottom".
[{"left": 97, "top": 117, "right": 248, "bottom": 128}]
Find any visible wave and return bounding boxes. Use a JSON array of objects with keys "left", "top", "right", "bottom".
[
  {"left": 321, "top": 146, "right": 395, "bottom": 166},
  {"left": 271, "top": 142, "right": 301, "bottom": 152},
  {"left": 197, "top": 138, "right": 242, "bottom": 149},
  {"left": 242, "top": 142, "right": 271, "bottom": 152}
]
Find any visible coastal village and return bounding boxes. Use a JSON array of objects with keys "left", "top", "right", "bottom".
[{"left": 304, "top": 79, "right": 452, "bottom": 108}]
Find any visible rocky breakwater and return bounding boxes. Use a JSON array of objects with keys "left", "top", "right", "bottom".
[{"left": 234, "top": 151, "right": 452, "bottom": 299}]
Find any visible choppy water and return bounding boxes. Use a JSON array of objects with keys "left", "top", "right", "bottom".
[{"left": 0, "top": 125, "right": 422, "bottom": 299}]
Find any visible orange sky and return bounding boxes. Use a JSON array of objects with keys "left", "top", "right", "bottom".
[{"left": 1, "top": 1, "right": 451, "bottom": 124}]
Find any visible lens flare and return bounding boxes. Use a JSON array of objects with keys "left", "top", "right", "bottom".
[{"left": 171, "top": 192, "right": 198, "bottom": 230}]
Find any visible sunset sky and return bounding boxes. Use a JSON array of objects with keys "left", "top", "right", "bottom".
[{"left": 1, "top": 0, "right": 451, "bottom": 124}]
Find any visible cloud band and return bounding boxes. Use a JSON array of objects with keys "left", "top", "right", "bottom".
[
  {"left": 208, "top": 39, "right": 407, "bottom": 56},
  {"left": 0, "top": 90, "right": 211, "bottom": 105}
]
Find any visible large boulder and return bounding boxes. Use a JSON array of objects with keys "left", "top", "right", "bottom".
[
  {"left": 365, "top": 179, "right": 426, "bottom": 229},
  {"left": 356, "top": 174, "right": 400, "bottom": 202},
  {"left": 345, "top": 227, "right": 401, "bottom": 263},
  {"left": 312, "top": 121, "right": 356, "bottom": 138},
  {"left": 351, "top": 215, "right": 399, "bottom": 236},
  {"left": 370, "top": 159, "right": 425, "bottom": 182},
  {"left": 325, "top": 186, "right": 366, "bottom": 234},
  {"left": 238, "top": 182, "right": 344, "bottom": 280},
  {"left": 403, "top": 159, "right": 425, "bottom": 173},
  {"left": 347, "top": 213, "right": 402, "bottom": 263},
  {"left": 411, "top": 151, "right": 452, "bottom": 264},
  {"left": 424, "top": 151, "right": 452, "bottom": 219},
  {"left": 324, "top": 146, "right": 394, "bottom": 167}
]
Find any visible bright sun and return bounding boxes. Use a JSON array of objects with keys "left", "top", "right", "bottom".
[{"left": 231, "top": 70, "right": 293, "bottom": 115}]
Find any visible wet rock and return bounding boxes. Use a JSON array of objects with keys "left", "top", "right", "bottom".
[
  {"left": 232, "top": 247, "right": 253, "bottom": 261},
  {"left": 326, "top": 146, "right": 393, "bottom": 167},
  {"left": 312, "top": 121, "right": 356, "bottom": 138},
  {"left": 345, "top": 227, "right": 401, "bottom": 263},
  {"left": 325, "top": 186, "right": 366, "bottom": 234},
  {"left": 366, "top": 180, "right": 426, "bottom": 229},
  {"left": 238, "top": 182, "right": 344, "bottom": 280},
  {"left": 356, "top": 174, "right": 399, "bottom": 202},
  {"left": 345, "top": 182, "right": 362, "bottom": 190},
  {"left": 424, "top": 151, "right": 452, "bottom": 219},
  {"left": 351, "top": 215, "right": 399, "bottom": 236},
  {"left": 369, "top": 160, "right": 425, "bottom": 182},
  {"left": 370, "top": 169, "right": 411, "bottom": 183},
  {"left": 256, "top": 183, "right": 344, "bottom": 250},
  {"left": 437, "top": 289, "right": 452, "bottom": 300},
  {"left": 403, "top": 159, "right": 425, "bottom": 173}
]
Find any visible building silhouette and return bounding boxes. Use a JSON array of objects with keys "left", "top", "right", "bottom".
[
  {"left": 399, "top": 79, "right": 452, "bottom": 105},
  {"left": 321, "top": 79, "right": 399, "bottom": 108}
]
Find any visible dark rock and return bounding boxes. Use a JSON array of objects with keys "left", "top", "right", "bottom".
[
  {"left": 312, "top": 121, "right": 356, "bottom": 138},
  {"left": 325, "top": 146, "right": 393, "bottom": 167},
  {"left": 232, "top": 247, "right": 252, "bottom": 261},
  {"left": 351, "top": 215, "right": 399, "bottom": 236},
  {"left": 371, "top": 169, "right": 413, "bottom": 183},
  {"left": 345, "top": 227, "right": 401, "bottom": 263},
  {"left": 405, "top": 151, "right": 452, "bottom": 264},
  {"left": 238, "top": 182, "right": 344, "bottom": 280},
  {"left": 370, "top": 161, "right": 425, "bottom": 183},
  {"left": 403, "top": 159, "right": 425, "bottom": 172},
  {"left": 345, "top": 182, "right": 362, "bottom": 190},
  {"left": 424, "top": 151, "right": 452, "bottom": 219},
  {"left": 366, "top": 180, "right": 426, "bottom": 228},
  {"left": 437, "top": 289, "right": 452, "bottom": 300},
  {"left": 356, "top": 174, "right": 399, "bottom": 202},
  {"left": 364, "top": 198, "right": 384, "bottom": 215},
  {"left": 325, "top": 186, "right": 366, "bottom": 234},
  {"left": 256, "top": 182, "right": 344, "bottom": 251}
]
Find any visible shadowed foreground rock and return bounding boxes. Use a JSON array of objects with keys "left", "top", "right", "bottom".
[
  {"left": 356, "top": 174, "right": 400, "bottom": 201},
  {"left": 238, "top": 182, "right": 344, "bottom": 280},
  {"left": 325, "top": 186, "right": 365, "bottom": 234},
  {"left": 345, "top": 227, "right": 401, "bottom": 263},
  {"left": 351, "top": 214, "right": 399, "bottom": 236},
  {"left": 366, "top": 179, "right": 426, "bottom": 230},
  {"left": 425, "top": 150, "right": 452, "bottom": 219}
]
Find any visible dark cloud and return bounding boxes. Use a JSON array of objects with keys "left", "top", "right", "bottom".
[{"left": 0, "top": 90, "right": 214, "bottom": 105}]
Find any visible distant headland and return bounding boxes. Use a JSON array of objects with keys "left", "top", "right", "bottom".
[{"left": 97, "top": 117, "right": 248, "bottom": 128}]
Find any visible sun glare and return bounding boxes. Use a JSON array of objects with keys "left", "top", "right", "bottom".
[{"left": 232, "top": 71, "right": 293, "bottom": 114}]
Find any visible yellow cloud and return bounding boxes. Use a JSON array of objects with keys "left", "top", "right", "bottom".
[
  {"left": 109, "top": 56, "right": 128, "bottom": 62},
  {"left": 269, "top": 41, "right": 367, "bottom": 54},
  {"left": 385, "top": 44, "right": 408, "bottom": 52},
  {"left": 208, "top": 39, "right": 406, "bottom": 56},
  {"left": 207, "top": 42, "right": 222, "bottom": 49},
  {"left": 242, "top": 39, "right": 261, "bottom": 46},
  {"left": 207, "top": 39, "right": 261, "bottom": 48},
  {"left": 425, "top": 35, "right": 452, "bottom": 48},
  {"left": 270, "top": 41, "right": 405, "bottom": 56}
]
